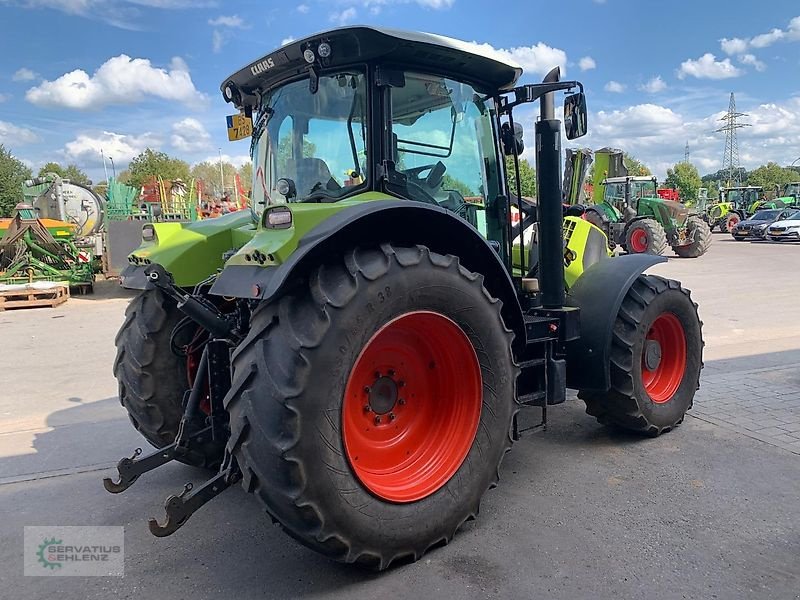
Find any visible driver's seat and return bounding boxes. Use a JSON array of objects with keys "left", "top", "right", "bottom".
[{"left": 285, "top": 158, "right": 338, "bottom": 197}]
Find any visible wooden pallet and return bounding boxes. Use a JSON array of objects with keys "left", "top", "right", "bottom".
[{"left": 0, "top": 285, "right": 69, "bottom": 311}]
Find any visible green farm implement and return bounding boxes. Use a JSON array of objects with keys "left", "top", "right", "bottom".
[
  {"left": 0, "top": 174, "right": 105, "bottom": 289},
  {"left": 104, "top": 27, "right": 704, "bottom": 569}
]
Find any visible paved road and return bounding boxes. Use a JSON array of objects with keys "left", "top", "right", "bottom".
[{"left": 1, "top": 236, "right": 799, "bottom": 599}]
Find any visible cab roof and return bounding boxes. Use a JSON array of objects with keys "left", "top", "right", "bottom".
[{"left": 221, "top": 26, "right": 523, "bottom": 109}]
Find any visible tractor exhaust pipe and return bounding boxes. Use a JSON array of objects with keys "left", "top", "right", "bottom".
[{"left": 536, "top": 67, "right": 565, "bottom": 309}]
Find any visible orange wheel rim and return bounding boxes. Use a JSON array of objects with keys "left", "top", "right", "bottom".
[
  {"left": 342, "top": 311, "right": 482, "bottom": 503},
  {"left": 641, "top": 313, "right": 686, "bottom": 403},
  {"left": 630, "top": 229, "right": 649, "bottom": 252}
]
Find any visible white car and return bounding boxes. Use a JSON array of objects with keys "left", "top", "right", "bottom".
[{"left": 766, "top": 211, "right": 800, "bottom": 241}]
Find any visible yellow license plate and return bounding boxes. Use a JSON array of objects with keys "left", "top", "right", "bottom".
[{"left": 226, "top": 114, "right": 253, "bottom": 141}]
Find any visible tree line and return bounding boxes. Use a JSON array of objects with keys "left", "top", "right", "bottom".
[{"left": 0, "top": 145, "right": 254, "bottom": 217}]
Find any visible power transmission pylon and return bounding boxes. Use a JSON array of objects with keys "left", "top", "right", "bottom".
[
  {"left": 684, "top": 141, "right": 690, "bottom": 163},
  {"left": 716, "top": 92, "right": 750, "bottom": 187}
]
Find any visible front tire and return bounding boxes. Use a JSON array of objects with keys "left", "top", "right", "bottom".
[
  {"left": 673, "top": 216, "right": 711, "bottom": 258},
  {"left": 225, "top": 245, "right": 517, "bottom": 569},
  {"left": 625, "top": 219, "right": 667, "bottom": 255},
  {"left": 579, "top": 275, "right": 703, "bottom": 436}
]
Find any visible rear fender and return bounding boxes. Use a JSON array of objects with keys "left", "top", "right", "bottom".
[
  {"left": 209, "top": 200, "right": 525, "bottom": 344},
  {"left": 565, "top": 253, "right": 666, "bottom": 391}
]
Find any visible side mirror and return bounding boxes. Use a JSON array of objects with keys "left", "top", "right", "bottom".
[
  {"left": 564, "top": 92, "right": 587, "bottom": 140},
  {"left": 502, "top": 122, "right": 525, "bottom": 156}
]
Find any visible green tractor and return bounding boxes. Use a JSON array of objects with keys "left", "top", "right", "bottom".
[
  {"left": 105, "top": 27, "right": 703, "bottom": 569},
  {"left": 707, "top": 186, "right": 775, "bottom": 233},
  {"left": 586, "top": 174, "right": 711, "bottom": 258},
  {"left": 774, "top": 181, "right": 800, "bottom": 205}
]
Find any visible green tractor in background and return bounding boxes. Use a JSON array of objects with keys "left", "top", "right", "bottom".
[
  {"left": 584, "top": 149, "right": 711, "bottom": 257},
  {"left": 707, "top": 186, "right": 762, "bottom": 233},
  {"left": 774, "top": 182, "right": 800, "bottom": 205},
  {"left": 104, "top": 27, "right": 704, "bottom": 569}
]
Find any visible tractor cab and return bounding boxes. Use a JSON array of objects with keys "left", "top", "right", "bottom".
[
  {"left": 602, "top": 175, "right": 658, "bottom": 214},
  {"left": 722, "top": 186, "right": 762, "bottom": 212},
  {"left": 779, "top": 182, "right": 800, "bottom": 203},
  {"left": 219, "top": 26, "right": 588, "bottom": 276}
]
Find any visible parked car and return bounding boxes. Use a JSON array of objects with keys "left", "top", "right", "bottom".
[
  {"left": 766, "top": 210, "right": 800, "bottom": 242},
  {"left": 731, "top": 208, "right": 796, "bottom": 240}
]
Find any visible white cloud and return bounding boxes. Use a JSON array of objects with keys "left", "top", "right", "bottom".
[
  {"left": 201, "top": 153, "right": 250, "bottom": 167},
  {"left": 361, "top": 0, "right": 454, "bottom": 9},
  {"left": 25, "top": 54, "right": 205, "bottom": 110},
  {"left": 577, "top": 95, "right": 800, "bottom": 180},
  {"left": 63, "top": 130, "right": 160, "bottom": 167},
  {"left": 718, "top": 16, "right": 800, "bottom": 55},
  {"left": 750, "top": 28, "right": 785, "bottom": 48},
  {"left": 2, "top": 0, "right": 216, "bottom": 28},
  {"left": 677, "top": 53, "right": 742, "bottom": 80},
  {"left": 212, "top": 30, "right": 225, "bottom": 53},
  {"left": 12, "top": 68, "right": 38, "bottom": 82},
  {"left": 297, "top": 4, "right": 309, "bottom": 13},
  {"left": 471, "top": 41, "right": 568, "bottom": 77},
  {"left": 639, "top": 76, "right": 667, "bottom": 93},
  {"left": 595, "top": 104, "right": 683, "bottom": 137},
  {"left": 720, "top": 37, "right": 749, "bottom": 55},
  {"left": 739, "top": 53, "right": 766, "bottom": 72},
  {"left": 208, "top": 15, "right": 247, "bottom": 28},
  {"left": 330, "top": 7, "right": 356, "bottom": 25},
  {"left": 0, "top": 94, "right": 9, "bottom": 103},
  {"left": 170, "top": 118, "right": 212, "bottom": 153},
  {"left": 578, "top": 56, "right": 596, "bottom": 71},
  {"left": 604, "top": 80, "right": 626, "bottom": 93},
  {"left": 0, "top": 120, "right": 39, "bottom": 144}
]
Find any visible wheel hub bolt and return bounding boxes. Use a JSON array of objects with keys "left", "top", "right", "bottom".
[
  {"left": 363, "top": 386, "right": 371, "bottom": 394},
  {"left": 374, "top": 415, "right": 382, "bottom": 425},
  {"left": 388, "top": 369, "right": 395, "bottom": 377},
  {"left": 398, "top": 398, "right": 406, "bottom": 405},
  {"left": 398, "top": 380, "right": 405, "bottom": 388},
  {"left": 363, "top": 404, "right": 372, "bottom": 412},
  {"left": 389, "top": 413, "right": 396, "bottom": 421}
]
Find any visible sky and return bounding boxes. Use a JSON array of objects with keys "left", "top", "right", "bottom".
[{"left": 1, "top": 0, "right": 799, "bottom": 183}]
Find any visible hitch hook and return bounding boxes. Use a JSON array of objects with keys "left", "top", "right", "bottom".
[
  {"left": 148, "top": 470, "right": 238, "bottom": 537},
  {"left": 102, "top": 447, "right": 143, "bottom": 493}
]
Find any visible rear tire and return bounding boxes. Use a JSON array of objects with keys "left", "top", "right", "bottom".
[
  {"left": 673, "top": 216, "right": 711, "bottom": 258},
  {"left": 625, "top": 219, "right": 667, "bottom": 255},
  {"left": 224, "top": 244, "right": 517, "bottom": 569},
  {"left": 722, "top": 213, "right": 740, "bottom": 233},
  {"left": 113, "top": 289, "right": 223, "bottom": 468},
  {"left": 579, "top": 275, "right": 703, "bottom": 436}
]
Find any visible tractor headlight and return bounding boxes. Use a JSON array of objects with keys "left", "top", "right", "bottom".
[
  {"left": 141, "top": 224, "right": 156, "bottom": 242},
  {"left": 317, "top": 42, "right": 331, "bottom": 58},
  {"left": 263, "top": 205, "right": 292, "bottom": 229}
]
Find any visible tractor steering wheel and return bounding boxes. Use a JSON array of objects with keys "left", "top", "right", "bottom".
[{"left": 400, "top": 162, "right": 447, "bottom": 207}]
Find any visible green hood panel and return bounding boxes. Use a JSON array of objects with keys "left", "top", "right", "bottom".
[
  {"left": 128, "top": 193, "right": 393, "bottom": 286},
  {"left": 225, "top": 192, "right": 394, "bottom": 268},
  {"left": 129, "top": 210, "right": 258, "bottom": 286}
]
